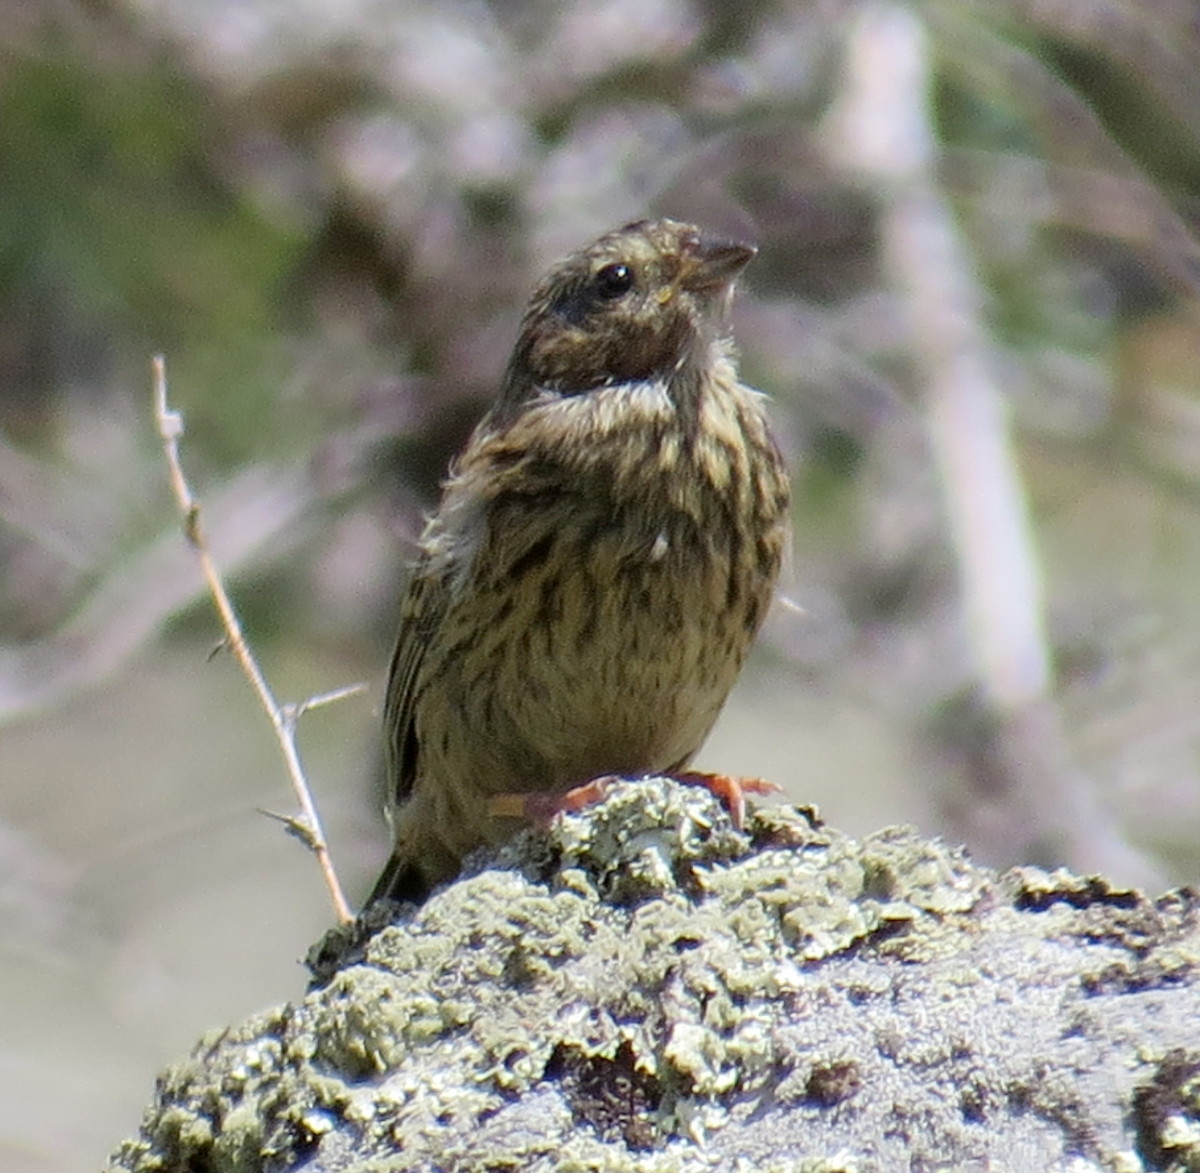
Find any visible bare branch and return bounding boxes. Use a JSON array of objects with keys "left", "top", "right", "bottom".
[{"left": 151, "top": 356, "right": 354, "bottom": 924}]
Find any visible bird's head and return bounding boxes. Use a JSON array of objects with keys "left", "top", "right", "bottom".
[{"left": 499, "top": 219, "right": 756, "bottom": 410}]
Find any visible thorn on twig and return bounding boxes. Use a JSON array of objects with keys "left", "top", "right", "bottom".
[
  {"left": 183, "top": 506, "right": 202, "bottom": 547},
  {"left": 298, "top": 682, "right": 369, "bottom": 715},
  {"left": 282, "top": 683, "right": 369, "bottom": 732},
  {"left": 258, "top": 807, "right": 320, "bottom": 851}
]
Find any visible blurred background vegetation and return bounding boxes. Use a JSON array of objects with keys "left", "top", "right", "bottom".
[{"left": 3, "top": 0, "right": 1200, "bottom": 1167}]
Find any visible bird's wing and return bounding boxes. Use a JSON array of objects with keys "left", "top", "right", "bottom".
[{"left": 381, "top": 552, "right": 451, "bottom": 807}]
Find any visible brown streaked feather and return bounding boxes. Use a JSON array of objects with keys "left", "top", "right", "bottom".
[{"left": 380, "top": 554, "right": 451, "bottom": 807}]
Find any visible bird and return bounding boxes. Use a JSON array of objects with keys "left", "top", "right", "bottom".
[{"left": 368, "top": 217, "right": 791, "bottom": 904}]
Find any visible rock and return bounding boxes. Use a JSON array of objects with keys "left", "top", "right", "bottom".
[{"left": 106, "top": 777, "right": 1200, "bottom": 1173}]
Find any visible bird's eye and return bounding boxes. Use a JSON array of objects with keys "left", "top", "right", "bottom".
[{"left": 594, "top": 263, "right": 634, "bottom": 299}]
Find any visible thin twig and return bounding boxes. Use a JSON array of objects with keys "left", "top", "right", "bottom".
[{"left": 151, "top": 355, "right": 354, "bottom": 923}]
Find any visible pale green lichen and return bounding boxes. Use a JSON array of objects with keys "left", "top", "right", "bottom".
[{"left": 107, "top": 776, "right": 1200, "bottom": 1173}]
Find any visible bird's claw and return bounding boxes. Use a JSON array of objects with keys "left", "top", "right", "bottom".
[{"left": 674, "top": 770, "right": 781, "bottom": 830}]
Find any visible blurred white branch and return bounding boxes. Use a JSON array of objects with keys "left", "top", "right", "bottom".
[
  {"left": 0, "top": 429, "right": 106, "bottom": 570},
  {"left": 987, "top": 0, "right": 1200, "bottom": 148},
  {"left": 833, "top": 2, "right": 1050, "bottom": 712},
  {"left": 0, "top": 461, "right": 316, "bottom": 721},
  {"left": 826, "top": 1, "right": 1163, "bottom": 888},
  {"left": 941, "top": 16, "right": 1200, "bottom": 307}
]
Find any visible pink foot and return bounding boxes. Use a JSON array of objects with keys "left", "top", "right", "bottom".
[
  {"left": 487, "top": 775, "right": 619, "bottom": 827},
  {"left": 673, "top": 771, "right": 782, "bottom": 830},
  {"left": 487, "top": 772, "right": 780, "bottom": 830}
]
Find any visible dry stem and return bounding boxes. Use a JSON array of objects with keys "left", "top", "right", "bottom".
[{"left": 152, "top": 355, "right": 354, "bottom": 924}]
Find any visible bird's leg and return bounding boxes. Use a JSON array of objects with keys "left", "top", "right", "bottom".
[
  {"left": 487, "top": 776, "right": 620, "bottom": 825},
  {"left": 487, "top": 772, "right": 780, "bottom": 830}
]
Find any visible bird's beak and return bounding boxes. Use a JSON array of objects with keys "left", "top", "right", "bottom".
[{"left": 677, "top": 235, "right": 757, "bottom": 294}]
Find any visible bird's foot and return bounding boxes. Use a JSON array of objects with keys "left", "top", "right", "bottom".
[
  {"left": 487, "top": 776, "right": 620, "bottom": 826},
  {"left": 672, "top": 770, "right": 781, "bottom": 830},
  {"left": 487, "top": 772, "right": 780, "bottom": 830}
]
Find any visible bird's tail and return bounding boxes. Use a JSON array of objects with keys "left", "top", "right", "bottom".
[{"left": 366, "top": 850, "right": 432, "bottom": 906}]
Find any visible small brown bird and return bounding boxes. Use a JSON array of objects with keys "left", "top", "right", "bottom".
[{"left": 369, "top": 218, "right": 791, "bottom": 903}]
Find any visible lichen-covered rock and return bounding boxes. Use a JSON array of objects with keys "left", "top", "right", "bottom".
[{"left": 107, "top": 777, "right": 1200, "bottom": 1173}]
